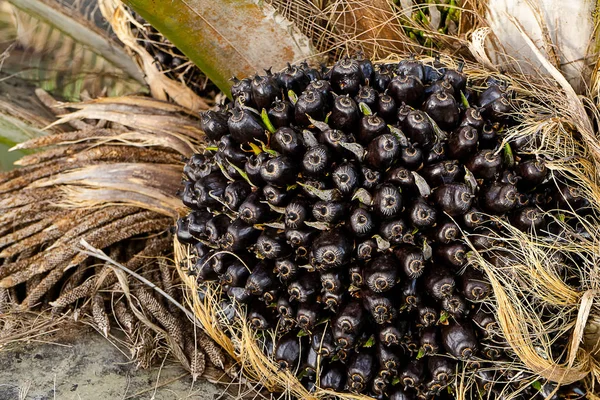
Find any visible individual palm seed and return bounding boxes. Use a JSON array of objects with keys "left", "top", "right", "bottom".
[
  {"left": 193, "top": 172, "right": 228, "bottom": 208},
  {"left": 248, "top": 301, "right": 274, "bottom": 330},
  {"left": 379, "top": 218, "right": 408, "bottom": 244},
  {"left": 421, "top": 160, "right": 461, "bottom": 187},
  {"left": 364, "top": 254, "right": 399, "bottom": 293},
  {"left": 275, "top": 334, "right": 301, "bottom": 370},
  {"left": 272, "top": 127, "right": 305, "bottom": 158},
  {"left": 448, "top": 126, "right": 479, "bottom": 160},
  {"left": 251, "top": 72, "right": 280, "bottom": 110},
  {"left": 398, "top": 56, "right": 425, "bottom": 81},
  {"left": 313, "top": 201, "right": 346, "bottom": 223},
  {"left": 442, "top": 293, "right": 468, "bottom": 317},
  {"left": 423, "top": 91, "right": 459, "bottom": 130},
  {"left": 260, "top": 155, "right": 297, "bottom": 186},
  {"left": 511, "top": 206, "right": 546, "bottom": 231},
  {"left": 346, "top": 352, "right": 376, "bottom": 394},
  {"left": 373, "top": 184, "right": 403, "bottom": 218},
  {"left": 205, "top": 214, "right": 230, "bottom": 245},
  {"left": 399, "top": 359, "right": 425, "bottom": 388},
  {"left": 256, "top": 229, "right": 291, "bottom": 259},
  {"left": 435, "top": 242, "right": 468, "bottom": 269},
  {"left": 394, "top": 246, "right": 425, "bottom": 279},
  {"left": 224, "top": 181, "right": 252, "bottom": 211},
  {"left": 424, "top": 266, "right": 455, "bottom": 299},
  {"left": 330, "top": 95, "right": 359, "bottom": 132},
  {"left": 320, "top": 364, "right": 346, "bottom": 391},
  {"left": 288, "top": 273, "right": 319, "bottom": 302},
  {"left": 322, "top": 291, "right": 345, "bottom": 312},
  {"left": 332, "top": 163, "right": 361, "bottom": 195},
  {"left": 330, "top": 57, "right": 361, "bottom": 95},
  {"left": 274, "top": 258, "right": 299, "bottom": 282},
  {"left": 461, "top": 268, "right": 492, "bottom": 301},
  {"left": 428, "top": 356, "right": 455, "bottom": 383},
  {"left": 268, "top": 99, "right": 294, "bottom": 128},
  {"left": 441, "top": 321, "right": 478, "bottom": 359},
  {"left": 373, "top": 64, "right": 393, "bottom": 92},
  {"left": 480, "top": 182, "right": 518, "bottom": 213},
  {"left": 399, "top": 144, "right": 424, "bottom": 170},
  {"left": 518, "top": 159, "right": 547, "bottom": 185},
  {"left": 227, "top": 106, "right": 266, "bottom": 144},
  {"left": 223, "top": 219, "right": 259, "bottom": 251},
  {"left": 295, "top": 90, "right": 326, "bottom": 126},
  {"left": 309, "top": 229, "right": 353, "bottom": 269},
  {"left": 296, "top": 302, "right": 320, "bottom": 330},
  {"left": 302, "top": 144, "right": 330, "bottom": 176},
  {"left": 417, "top": 303, "right": 439, "bottom": 328},
  {"left": 244, "top": 152, "right": 269, "bottom": 185},
  {"left": 463, "top": 207, "right": 485, "bottom": 229},
  {"left": 230, "top": 76, "right": 253, "bottom": 105},
  {"left": 379, "top": 324, "right": 402, "bottom": 347},
  {"left": 466, "top": 149, "right": 503, "bottom": 179},
  {"left": 408, "top": 197, "right": 437, "bottom": 229},
  {"left": 377, "top": 93, "right": 397, "bottom": 122},
  {"left": 433, "top": 183, "right": 474, "bottom": 216},
  {"left": 244, "top": 262, "right": 275, "bottom": 295},
  {"left": 284, "top": 199, "right": 309, "bottom": 229},
  {"left": 335, "top": 301, "right": 365, "bottom": 334},
  {"left": 400, "top": 279, "right": 422, "bottom": 311},
  {"left": 222, "top": 260, "right": 250, "bottom": 287},
  {"left": 361, "top": 166, "right": 382, "bottom": 190},
  {"left": 460, "top": 107, "right": 484, "bottom": 131},
  {"left": 277, "top": 63, "right": 309, "bottom": 92},
  {"left": 238, "top": 193, "right": 270, "bottom": 224},
  {"left": 366, "top": 134, "right": 401, "bottom": 170},
  {"left": 355, "top": 85, "right": 378, "bottom": 110},
  {"left": 388, "top": 75, "right": 424, "bottom": 106},
  {"left": 200, "top": 110, "right": 229, "bottom": 141},
  {"left": 420, "top": 326, "right": 440, "bottom": 355},
  {"left": 320, "top": 270, "right": 345, "bottom": 293},
  {"left": 263, "top": 184, "right": 289, "bottom": 206},
  {"left": 376, "top": 342, "right": 400, "bottom": 375},
  {"left": 404, "top": 110, "right": 434, "bottom": 149}
]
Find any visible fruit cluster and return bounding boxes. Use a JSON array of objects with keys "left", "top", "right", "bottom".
[{"left": 176, "top": 56, "right": 586, "bottom": 399}]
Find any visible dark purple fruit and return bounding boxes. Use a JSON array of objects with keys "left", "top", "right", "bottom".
[
  {"left": 399, "top": 359, "right": 424, "bottom": 388},
  {"left": 425, "top": 141, "right": 447, "bottom": 165},
  {"left": 386, "top": 167, "right": 415, "bottom": 191},
  {"left": 403, "top": 110, "right": 434, "bottom": 149},
  {"left": 302, "top": 145, "right": 330, "bottom": 176},
  {"left": 295, "top": 90, "right": 326, "bottom": 126},
  {"left": 320, "top": 270, "right": 344, "bottom": 293},
  {"left": 176, "top": 216, "right": 195, "bottom": 245},
  {"left": 417, "top": 304, "right": 438, "bottom": 328},
  {"left": 305, "top": 79, "right": 332, "bottom": 102},
  {"left": 466, "top": 149, "right": 503, "bottom": 180},
  {"left": 275, "top": 334, "right": 301, "bottom": 370},
  {"left": 227, "top": 286, "right": 251, "bottom": 303},
  {"left": 260, "top": 155, "right": 297, "bottom": 186},
  {"left": 313, "top": 201, "right": 346, "bottom": 223},
  {"left": 364, "top": 254, "right": 399, "bottom": 293},
  {"left": 277, "top": 296, "right": 294, "bottom": 319},
  {"left": 227, "top": 106, "right": 266, "bottom": 144},
  {"left": 238, "top": 193, "right": 270, "bottom": 224},
  {"left": 288, "top": 273, "right": 319, "bottom": 303},
  {"left": 518, "top": 159, "right": 547, "bottom": 185},
  {"left": 435, "top": 242, "right": 468, "bottom": 269},
  {"left": 320, "top": 364, "right": 346, "bottom": 391},
  {"left": 443, "top": 64, "right": 467, "bottom": 93},
  {"left": 397, "top": 57, "right": 425, "bottom": 81},
  {"left": 432, "top": 220, "right": 460, "bottom": 243},
  {"left": 274, "top": 258, "right": 299, "bottom": 282},
  {"left": 332, "top": 163, "right": 360, "bottom": 196},
  {"left": 221, "top": 260, "right": 250, "bottom": 287},
  {"left": 424, "top": 79, "right": 455, "bottom": 98},
  {"left": 349, "top": 264, "right": 364, "bottom": 287},
  {"left": 309, "top": 229, "right": 353, "bottom": 269},
  {"left": 205, "top": 214, "right": 230, "bottom": 245},
  {"left": 251, "top": 72, "right": 280, "bottom": 110},
  {"left": 330, "top": 95, "right": 360, "bottom": 132},
  {"left": 245, "top": 262, "right": 275, "bottom": 295},
  {"left": 379, "top": 218, "right": 408, "bottom": 245},
  {"left": 377, "top": 342, "right": 400, "bottom": 375},
  {"left": 448, "top": 126, "right": 478, "bottom": 160},
  {"left": 428, "top": 356, "right": 455, "bottom": 383},
  {"left": 461, "top": 268, "right": 491, "bottom": 301},
  {"left": 373, "top": 183, "right": 403, "bottom": 218},
  {"left": 285, "top": 199, "right": 309, "bottom": 229},
  {"left": 358, "top": 115, "right": 388, "bottom": 144},
  {"left": 399, "top": 144, "right": 423, "bottom": 170},
  {"left": 224, "top": 181, "right": 252, "bottom": 211},
  {"left": 420, "top": 326, "right": 440, "bottom": 354},
  {"left": 460, "top": 107, "right": 484, "bottom": 131},
  {"left": 323, "top": 291, "right": 345, "bottom": 312},
  {"left": 346, "top": 351, "right": 376, "bottom": 393},
  {"left": 354, "top": 85, "right": 377, "bottom": 110},
  {"left": 231, "top": 77, "right": 253, "bottom": 105},
  {"left": 480, "top": 182, "right": 518, "bottom": 213},
  {"left": 188, "top": 211, "right": 211, "bottom": 238},
  {"left": 373, "top": 64, "right": 393, "bottom": 92},
  {"left": 331, "top": 57, "right": 361, "bottom": 95},
  {"left": 184, "top": 154, "right": 215, "bottom": 182},
  {"left": 285, "top": 229, "right": 315, "bottom": 248},
  {"left": 244, "top": 152, "right": 269, "bottom": 186},
  {"left": 361, "top": 167, "right": 381, "bottom": 190},
  {"left": 363, "top": 291, "right": 397, "bottom": 324},
  {"left": 379, "top": 324, "right": 402, "bottom": 347},
  {"left": 421, "top": 160, "right": 461, "bottom": 187},
  {"left": 335, "top": 301, "right": 365, "bottom": 334},
  {"left": 393, "top": 246, "right": 425, "bottom": 279},
  {"left": 296, "top": 302, "right": 320, "bottom": 330},
  {"left": 248, "top": 302, "right": 274, "bottom": 330},
  {"left": 432, "top": 183, "right": 474, "bottom": 216},
  {"left": 389, "top": 387, "right": 416, "bottom": 400},
  {"left": 441, "top": 321, "right": 478, "bottom": 359},
  {"left": 311, "top": 326, "right": 336, "bottom": 357},
  {"left": 388, "top": 75, "right": 424, "bottom": 107},
  {"left": 277, "top": 63, "right": 309, "bottom": 92},
  {"left": 193, "top": 172, "right": 228, "bottom": 208},
  {"left": 442, "top": 294, "right": 468, "bottom": 317},
  {"left": 484, "top": 96, "right": 512, "bottom": 123},
  {"left": 200, "top": 110, "right": 229, "bottom": 140},
  {"left": 400, "top": 279, "right": 422, "bottom": 311},
  {"left": 272, "top": 127, "right": 305, "bottom": 158},
  {"left": 377, "top": 93, "right": 397, "bottom": 123},
  {"left": 408, "top": 197, "right": 437, "bottom": 229},
  {"left": 262, "top": 185, "right": 289, "bottom": 206},
  {"left": 357, "top": 56, "right": 374, "bottom": 83},
  {"left": 423, "top": 91, "right": 459, "bottom": 130},
  {"left": 424, "top": 266, "right": 455, "bottom": 299},
  {"left": 268, "top": 99, "right": 294, "bottom": 128},
  {"left": 256, "top": 229, "right": 291, "bottom": 259},
  {"left": 477, "top": 85, "right": 505, "bottom": 108},
  {"left": 511, "top": 206, "right": 546, "bottom": 231},
  {"left": 366, "top": 134, "right": 401, "bottom": 170}
]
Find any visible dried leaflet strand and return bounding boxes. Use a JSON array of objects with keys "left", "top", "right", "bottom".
[{"left": 92, "top": 294, "right": 110, "bottom": 337}]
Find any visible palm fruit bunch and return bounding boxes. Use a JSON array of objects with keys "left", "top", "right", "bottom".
[{"left": 177, "top": 56, "right": 589, "bottom": 399}]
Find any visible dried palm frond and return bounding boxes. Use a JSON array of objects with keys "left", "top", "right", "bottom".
[{"left": 1, "top": 0, "right": 145, "bottom": 100}]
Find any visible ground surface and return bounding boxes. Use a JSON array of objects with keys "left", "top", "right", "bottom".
[{"left": 0, "top": 329, "right": 226, "bottom": 400}]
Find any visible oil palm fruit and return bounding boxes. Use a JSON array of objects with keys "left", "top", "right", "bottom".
[{"left": 180, "top": 55, "right": 582, "bottom": 398}]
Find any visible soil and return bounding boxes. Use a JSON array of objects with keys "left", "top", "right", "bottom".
[{"left": 0, "top": 326, "right": 226, "bottom": 400}]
